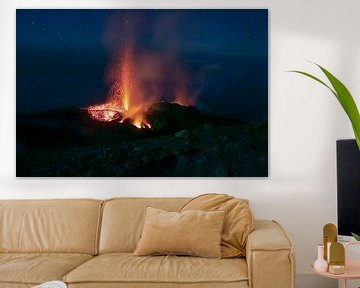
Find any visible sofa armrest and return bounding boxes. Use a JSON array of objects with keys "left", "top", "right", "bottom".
[{"left": 246, "top": 220, "right": 295, "bottom": 288}]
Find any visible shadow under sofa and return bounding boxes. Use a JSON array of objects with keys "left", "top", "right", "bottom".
[{"left": 0, "top": 198, "right": 295, "bottom": 288}]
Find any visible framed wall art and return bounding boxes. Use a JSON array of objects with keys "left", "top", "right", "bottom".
[{"left": 16, "top": 9, "right": 268, "bottom": 177}]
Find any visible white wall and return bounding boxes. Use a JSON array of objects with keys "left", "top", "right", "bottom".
[{"left": 1, "top": 0, "right": 359, "bottom": 287}]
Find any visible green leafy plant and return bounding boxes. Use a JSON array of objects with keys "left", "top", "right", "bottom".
[
  {"left": 289, "top": 63, "right": 360, "bottom": 150},
  {"left": 352, "top": 232, "right": 360, "bottom": 241}
]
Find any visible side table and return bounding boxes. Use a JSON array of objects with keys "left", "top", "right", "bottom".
[{"left": 311, "top": 242, "right": 360, "bottom": 288}]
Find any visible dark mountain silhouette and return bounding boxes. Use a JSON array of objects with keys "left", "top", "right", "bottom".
[{"left": 16, "top": 102, "right": 267, "bottom": 177}]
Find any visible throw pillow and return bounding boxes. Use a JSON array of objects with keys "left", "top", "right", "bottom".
[
  {"left": 134, "top": 207, "right": 225, "bottom": 258},
  {"left": 181, "top": 193, "right": 254, "bottom": 258}
]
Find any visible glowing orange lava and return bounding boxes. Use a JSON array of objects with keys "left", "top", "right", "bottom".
[
  {"left": 87, "top": 105, "right": 122, "bottom": 122},
  {"left": 86, "top": 49, "right": 151, "bottom": 129},
  {"left": 86, "top": 45, "right": 196, "bottom": 129}
]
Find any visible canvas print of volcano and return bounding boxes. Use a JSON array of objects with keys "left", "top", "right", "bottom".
[{"left": 16, "top": 9, "right": 268, "bottom": 177}]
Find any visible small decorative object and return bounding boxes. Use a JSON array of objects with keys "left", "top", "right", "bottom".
[
  {"left": 323, "top": 223, "right": 337, "bottom": 261},
  {"left": 290, "top": 63, "right": 360, "bottom": 151},
  {"left": 327, "top": 242, "right": 332, "bottom": 264},
  {"left": 329, "top": 242, "right": 345, "bottom": 275},
  {"left": 32, "top": 281, "right": 67, "bottom": 288},
  {"left": 314, "top": 244, "right": 328, "bottom": 272},
  {"left": 328, "top": 264, "right": 345, "bottom": 275}
]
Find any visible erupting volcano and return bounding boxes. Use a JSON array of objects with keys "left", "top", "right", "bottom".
[
  {"left": 86, "top": 49, "right": 152, "bottom": 129},
  {"left": 85, "top": 44, "right": 196, "bottom": 129}
]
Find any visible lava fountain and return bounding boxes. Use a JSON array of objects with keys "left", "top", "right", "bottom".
[
  {"left": 86, "top": 49, "right": 151, "bottom": 129},
  {"left": 85, "top": 41, "right": 199, "bottom": 129}
]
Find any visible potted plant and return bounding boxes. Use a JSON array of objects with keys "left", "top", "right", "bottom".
[{"left": 290, "top": 63, "right": 360, "bottom": 240}]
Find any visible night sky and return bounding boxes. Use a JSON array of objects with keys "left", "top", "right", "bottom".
[{"left": 16, "top": 9, "right": 268, "bottom": 121}]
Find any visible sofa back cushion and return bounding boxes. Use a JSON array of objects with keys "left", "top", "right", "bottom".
[
  {"left": 99, "top": 198, "right": 189, "bottom": 253},
  {"left": 0, "top": 199, "right": 102, "bottom": 254}
]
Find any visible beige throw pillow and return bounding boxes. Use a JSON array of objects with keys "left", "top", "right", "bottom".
[
  {"left": 134, "top": 207, "right": 225, "bottom": 258},
  {"left": 181, "top": 193, "right": 255, "bottom": 258}
]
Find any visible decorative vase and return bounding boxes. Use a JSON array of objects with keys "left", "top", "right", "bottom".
[{"left": 314, "top": 244, "right": 328, "bottom": 272}]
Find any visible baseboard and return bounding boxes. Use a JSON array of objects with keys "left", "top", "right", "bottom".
[{"left": 296, "top": 273, "right": 337, "bottom": 288}]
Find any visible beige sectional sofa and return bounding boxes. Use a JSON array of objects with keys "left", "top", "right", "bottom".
[{"left": 0, "top": 198, "right": 295, "bottom": 288}]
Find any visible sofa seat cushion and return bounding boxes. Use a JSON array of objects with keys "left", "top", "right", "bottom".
[
  {"left": 0, "top": 253, "right": 93, "bottom": 285},
  {"left": 67, "top": 283, "right": 249, "bottom": 288},
  {"left": 64, "top": 253, "right": 248, "bottom": 285}
]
